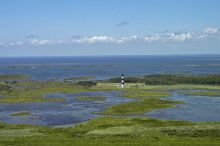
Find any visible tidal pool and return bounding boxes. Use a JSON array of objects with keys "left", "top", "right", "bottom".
[
  {"left": 0, "top": 91, "right": 133, "bottom": 126},
  {"left": 146, "top": 90, "right": 220, "bottom": 122}
]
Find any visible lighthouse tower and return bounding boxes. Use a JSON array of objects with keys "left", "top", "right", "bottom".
[{"left": 121, "top": 74, "right": 125, "bottom": 88}]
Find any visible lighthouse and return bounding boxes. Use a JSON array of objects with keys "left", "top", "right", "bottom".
[{"left": 121, "top": 74, "right": 125, "bottom": 88}]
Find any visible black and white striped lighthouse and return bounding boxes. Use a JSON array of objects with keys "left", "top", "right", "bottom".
[{"left": 121, "top": 74, "right": 125, "bottom": 88}]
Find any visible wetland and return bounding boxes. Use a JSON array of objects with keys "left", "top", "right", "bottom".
[{"left": 1, "top": 55, "right": 220, "bottom": 145}]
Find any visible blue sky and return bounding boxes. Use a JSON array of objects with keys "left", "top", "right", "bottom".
[{"left": 0, "top": 0, "right": 220, "bottom": 56}]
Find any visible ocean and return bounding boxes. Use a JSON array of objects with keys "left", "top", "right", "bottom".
[{"left": 0, "top": 55, "right": 220, "bottom": 80}]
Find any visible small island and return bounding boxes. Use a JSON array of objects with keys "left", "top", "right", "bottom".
[{"left": 75, "top": 96, "right": 106, "bottom": 101}]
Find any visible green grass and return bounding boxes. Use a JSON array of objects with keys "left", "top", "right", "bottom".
[
  {"left": 102, "top": 98, "right": 181, "bottom": 115},
  {"left": 179, "top": 91, "right": 220, "bottom": 97},
  {"left": 0, "top": 96, "right": 65, "bottom": 103},
  {"left": 76, "top": 96, "right": 107, "bottom": 101},
  {"left": 0, "top": 81, "right": 96, "bottom": 103},
  {"left": 64, "top": 76, "right": 94, "bottom": 81},
  {"left": 0, "top": 91, "right": 66, "bottom": 103},
  {"left": 161, "top": 127, "right": 220, "bottom": 138},
  {"left": 0, "top": 129, "right": 42, "bottom": 137},
  {"left": 0, "top": 74, "right": 29, "bottom": 81},
  {"left": 95, "top": 83, "right": 220, "bottom": 90},
  {"left": 121, "top": 91, "right": 171, "bottom": 99},
  {"left": 0, "top": 117, "right": 220, "bottom": 146},
  {"left": 10, "top": 111, "right": 31, "bottom": 116}
]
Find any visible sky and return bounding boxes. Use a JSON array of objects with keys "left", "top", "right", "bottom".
[{"left": 0, "top": 0, "right": 220, "bottom": 56}]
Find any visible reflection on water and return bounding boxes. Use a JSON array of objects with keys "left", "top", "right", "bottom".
[{"left": 146, "top": 90, "right": 220, "bottom": 122}]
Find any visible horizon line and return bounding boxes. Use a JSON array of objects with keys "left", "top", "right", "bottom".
[{"left": 0, "top": 54, "right": 220, "bottom": 58}]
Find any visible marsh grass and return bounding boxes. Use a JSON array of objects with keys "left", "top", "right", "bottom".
[
  {"left": 0, "top": 117, "right": 219, "bottom": 146},
  {"left": 161, "top": 126, "right": 220, "bottom": 138},
  {"left": 0, "top": 74, "right": 29, "bottom": 81},
  {"left": 10, "top": 111, "right": 31, "bottom": 116},
  {"left": 0, "top": 81, "right": 96, "bottom": 103},
  {"left": 75, "top": 96, "right": 106, "bottom": 101},
  {"left": 179, "top": 91, "right": 220, "bottom": 97},
  {"left": 121, "top": 91, "right": 171, "bottom": 99},
  {"left": 95, "top": 83, "right": 220, "bottom": 90},
  {"left": 64, "top": 76, "right": 94, "bottom": 81},
  {"left": 0, "top": 79, "right": 220, "bottom": 145},
  {"left": 102, "top": 98, "right": 181, "bottom": 115},
  {"left": 101, "top": 89, "right": 179, "bottom": 115}
]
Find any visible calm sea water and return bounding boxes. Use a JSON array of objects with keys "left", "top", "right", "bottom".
[{"left": 0, "top": 55, "right": 220, "bottom": 80}]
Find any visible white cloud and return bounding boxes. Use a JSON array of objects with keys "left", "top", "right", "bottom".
[
  {"left": 196, "top": 33, "right": 208, "bottom": 39},
  {"left": 116, "top": 35, "right": 139, "bottom": 43},
  {"left": 144, "top": 34, "right": 161, "bottom": 42},
  {"left": 168, "top": 32, "right": 192, "bottom": 42},
  {"left": 116, "top": 37, "right": 128, "bottom": 43},
  {"left": 31, "top": 39, "right": 53, "bottom": 45},
  {"left": 0, "top": 27, "right": 219, "bottom": 47},
  {"left": 84, "top": 36, "right": 114, "bottom": 43},
  {"left": 204, "top": 27, "right": 219, "bottom": 34},
  {"left": 195, "top": 27, "right": 219, "bottom": 40}
]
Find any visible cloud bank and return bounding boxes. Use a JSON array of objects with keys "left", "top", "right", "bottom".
[{"left": 0, "top": 27, "right": 219, "bottom": 47}]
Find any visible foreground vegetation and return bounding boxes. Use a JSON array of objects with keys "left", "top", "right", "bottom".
[{"left": 0, "top": 116, "right": 220, "bottom": 146}]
